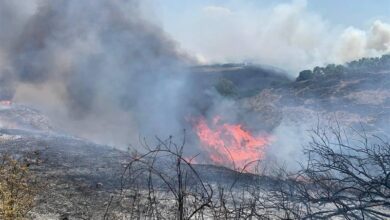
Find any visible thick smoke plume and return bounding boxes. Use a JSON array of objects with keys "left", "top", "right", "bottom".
[
  {"left": 178, "top": 0, "right": 390, "bottom": 75},
  {"left": 0, "top": 0, "right": 195, "bottom": 145}
]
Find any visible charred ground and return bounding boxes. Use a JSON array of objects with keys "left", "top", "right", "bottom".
[{"left": 1, "top": 55, "right": 390, "bottom": 218}]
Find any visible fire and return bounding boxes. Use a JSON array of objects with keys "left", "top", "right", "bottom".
[
  {"left": 193, "top": 116, "right": 271, "bottom": 170},
  {"left": 0, "top": 100, "right": 12, "bottom": 106}
]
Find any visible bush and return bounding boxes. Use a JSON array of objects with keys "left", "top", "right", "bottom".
[
  {"left": 215, "top": 77, "right": 237, "bottom": 97},
  {"left": 0, "top": 154, "right": 38, "bottom": 220},
  {"left": 296, "top": 70, "right": 314, "bottom": 81}
]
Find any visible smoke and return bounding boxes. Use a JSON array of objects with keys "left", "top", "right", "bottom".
[
  {"left": 1, "top": 0, "right": 388, "bottom": 169},
  {"left": 333, "top": 20, "right": 390, "bottom": 63},
  {"left": 174, "top": 0, "right": 390, "bottom": 75},
  {"left": 0, "top": 0, "right": 196, "bottom": 146}
]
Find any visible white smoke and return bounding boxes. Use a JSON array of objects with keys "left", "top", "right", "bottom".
[{"left": 173, "top": 0, "right": 390, "bottom": 75}]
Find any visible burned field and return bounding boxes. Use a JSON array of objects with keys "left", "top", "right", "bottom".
[
  {"left": 1, "top": 58, "right": 390, "bottom": 219},
  {"left": 1, "top": 118, "right": 389, "bottom": 219},
  {"left": 1, "top": 1, "right": 390, "bottom": 219}
]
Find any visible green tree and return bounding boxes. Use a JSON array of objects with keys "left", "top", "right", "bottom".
[
  {"left": 296, "top": 70, "right": 313, "bottom": 81},
  {"left": 215, "top": 78, "right": 237, "bottom": 97}
]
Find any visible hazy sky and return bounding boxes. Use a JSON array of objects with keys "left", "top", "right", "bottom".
[
  {"left": 158, "top": 0, "right": 390, "bottom": 27},
  {"left": 154, "top": 0, "right": 390, "bottom": 75}
]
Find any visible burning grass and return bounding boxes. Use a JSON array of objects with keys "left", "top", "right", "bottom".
[{"left": 193, "top": 116, "right": 272, "bottom": 170}]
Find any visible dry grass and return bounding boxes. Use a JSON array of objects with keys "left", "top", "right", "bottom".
[{"left": 0, "top": 154, "right": 38, "bottom": 220}]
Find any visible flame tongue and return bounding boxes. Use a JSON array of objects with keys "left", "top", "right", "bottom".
[
  {"left": 0, "top": 100, "right": 12, "bottom": 106},
  {"left": 194, "top": 116, "right": 270, "bottom": 169}
]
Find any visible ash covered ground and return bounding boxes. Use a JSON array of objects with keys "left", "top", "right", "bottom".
[
  {"left": 0, "top": 102, "right": 274, "bottom": 219},
  {"left": 1, "top": 56, "right": 390, "bottom": 218}
]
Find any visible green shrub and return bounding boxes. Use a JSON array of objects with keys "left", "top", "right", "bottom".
[
  {"left": 215, "top": 78, "right": 237, "bottom": 97},
  {"left": 296, "top": 70, "right": 314, "bottom": 81}
]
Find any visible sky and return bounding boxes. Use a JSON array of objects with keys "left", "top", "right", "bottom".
[{"left": 153, "top": 0, "right": 390, "bottom": 75}]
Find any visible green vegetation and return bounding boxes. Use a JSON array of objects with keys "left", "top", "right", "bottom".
[
  {"left": 215, "top": 77, "right": 237, "bottom": 97},
  {"left": 348, "top": 54, "right": 390, "bottom": 70},
  {"left": 296, "top": 69, "right": 315, "bottom": 81},
  {"left": 297, "top": 64, "right": 347, "bottom": 82},
  {"left": 296, "top": 54, "right": 390, "bottom": 82}
]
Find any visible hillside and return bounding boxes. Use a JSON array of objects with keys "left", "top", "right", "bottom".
[
  {"left": 0, "top": 104, "right": 274, "bottom": 219},
  {"left": 0, "top": 55, "right": 389, "bottom": 218},
  {"left": 211, "top": 55, "right": 390, "bottom": 134}
]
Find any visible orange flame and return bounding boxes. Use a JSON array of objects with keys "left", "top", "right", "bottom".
[
  {"left": 193, "top": 116, "right": 271, "bottom": 170},
  {"left": 0, "top": 100, "right": 12, "bottom": 106}
]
